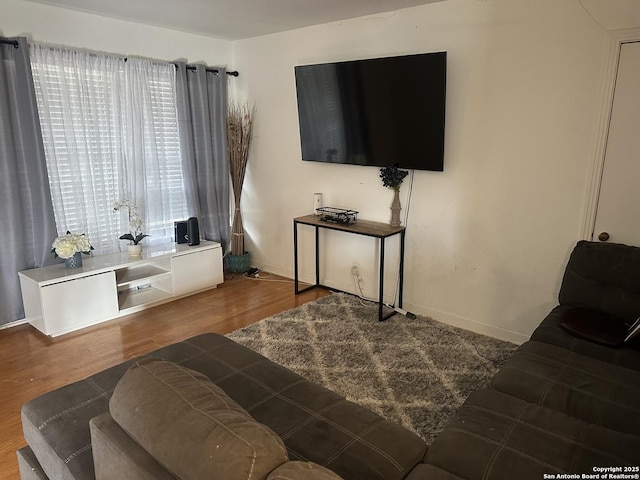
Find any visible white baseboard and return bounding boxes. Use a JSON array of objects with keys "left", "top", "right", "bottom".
[
  {"left": 402, "top": 302, "right": 528, "bottom": 345},
  {"left": 0, "top": 318, "right": 29, "bottom": 330},
  {"left": 259, "top": 261, "right": 528, "bottom": 345}
]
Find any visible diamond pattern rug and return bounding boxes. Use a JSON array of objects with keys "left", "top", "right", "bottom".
[{"left": 227, "top": 293, "right": 517, "bottom": 443}]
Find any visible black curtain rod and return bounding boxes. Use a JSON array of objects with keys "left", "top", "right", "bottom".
[
  {"left": 176, "top": 63, "right": 238, "bottom": 77},
  {"left": 121, "top": 58, "right": 237, "bottom": 76},
  {"left": 0, "top": 39, "right": 237, "bottom": 76},
  {"left": 0, "top": 38, "right": 19, "bottom": 48}
]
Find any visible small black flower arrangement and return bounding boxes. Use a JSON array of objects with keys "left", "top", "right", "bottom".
[{"left": 380, "top": 164, "right": 409, "bottom": 191}]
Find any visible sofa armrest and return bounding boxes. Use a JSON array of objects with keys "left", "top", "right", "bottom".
[{"left": 90, "top": 412, "right": 176, "bottom": 480}]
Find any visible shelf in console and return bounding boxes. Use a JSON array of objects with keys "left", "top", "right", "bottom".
[
  {"left": 115, "top": 263, "right": 171, "bottom": 291},
  {"left": 118, "top": 286, "right": 172, "bottom": 311}
]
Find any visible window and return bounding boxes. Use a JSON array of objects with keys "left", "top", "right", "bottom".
[{"left": 30, "top": 44, "right": 188, "bottom": 255}]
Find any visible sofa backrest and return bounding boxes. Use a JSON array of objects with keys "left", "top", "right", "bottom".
[{"left": 559, "top": 240, "right": 640, "bottom": 322}]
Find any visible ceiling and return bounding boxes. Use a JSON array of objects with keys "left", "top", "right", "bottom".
[{"left": 23, "top": 0, "right": 447, "bottom": 41}]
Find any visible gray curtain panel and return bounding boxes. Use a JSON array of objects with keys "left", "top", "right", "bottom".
[
  {"left": 175, "top": 63, "right": 230, "bottom": 250},
  {"left": 0, "top": 37, "right": 58, "bottom": 325}
]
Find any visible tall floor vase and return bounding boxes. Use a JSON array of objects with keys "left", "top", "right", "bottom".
[{"left": 390, "top": 189, "right": 402, "bottom": 227}]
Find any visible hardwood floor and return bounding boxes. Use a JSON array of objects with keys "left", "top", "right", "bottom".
[{"left": 0, "top": 272, "right": 329, "bottom": 480}]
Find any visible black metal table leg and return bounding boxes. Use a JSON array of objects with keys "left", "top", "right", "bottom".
[
  {"left": 398, "top": 229, "right": 405, "bottom": 309},
  {"left": 294, "top": 220, "right": 321, "bottom": 294},
  {"left": 378, "top": 237, "right": 385, "bottom": 321},
  {"left": 314, "top": 226, "right": 320, "bottom": 287},
  {"left": 294, "top": 220, "right": 300, "bottom": 294}
]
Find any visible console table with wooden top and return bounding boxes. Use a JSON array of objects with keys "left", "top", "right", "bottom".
[{"left": 293, "top": 214, "right": 406, "bottom": 321}]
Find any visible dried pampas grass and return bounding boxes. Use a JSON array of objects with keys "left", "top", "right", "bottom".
[{"left": 227, "top": 102, "right": 255, "bottom": 256}]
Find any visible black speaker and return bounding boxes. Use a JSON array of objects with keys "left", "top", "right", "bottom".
[
  {"left": 187, "top": 217, "right": 200, "bottom": 246},
  {"left": 174, "top": 221, "right": 188, "bottom": 244}
]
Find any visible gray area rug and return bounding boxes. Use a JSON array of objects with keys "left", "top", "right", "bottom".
[{"left": 227, "top": 293, "right": 517, "bottom": 444}]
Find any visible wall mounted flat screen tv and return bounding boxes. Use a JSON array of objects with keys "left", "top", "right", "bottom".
[{"left": 295, "top": 51, "right": 446, "bottom": 171}]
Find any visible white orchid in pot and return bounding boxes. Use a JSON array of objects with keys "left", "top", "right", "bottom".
[
  {"left": 113, "top": 199, "right": 148, "bottom": 256},
  {"left": 51, "top": 231, "right": 94, "bottom": 269}
]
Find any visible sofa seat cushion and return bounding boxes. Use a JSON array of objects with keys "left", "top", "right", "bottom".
[
  {"left": 531, "top": 306, "right": 640, "bottom": 371},
  {"left": 110, "top": 358, "right": 288, "bottom": 480},
  {"left": 177, "top": 337, "right": 428, "bottom": 480},
  {"left": 403, "top": 463, "right": 464, "bottom": 480},
  {"left": 425, "top": 389, "right": 640, "bottom": 479},
  {"left": 490, "top": 340, "right": 640, "bottom": 434},
  {"left": 267, "top": 461, "right": 344, "bottom": 479}
]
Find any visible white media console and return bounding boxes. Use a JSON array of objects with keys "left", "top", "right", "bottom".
[{"left": 18, "top": 241, "right": 223, "bottom": 337}]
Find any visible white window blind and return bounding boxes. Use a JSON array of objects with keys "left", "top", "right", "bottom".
[{"left": 29, "top": 44, "right": 188, "bottom": 255}]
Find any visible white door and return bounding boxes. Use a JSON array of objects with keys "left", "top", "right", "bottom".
[{"left": 593, "top": 41, "right": 640, "bottom": 246}]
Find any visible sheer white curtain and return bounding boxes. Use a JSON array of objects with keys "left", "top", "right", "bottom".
[{"left": 30, "top": 44, "right": 188, "bottom": 255}]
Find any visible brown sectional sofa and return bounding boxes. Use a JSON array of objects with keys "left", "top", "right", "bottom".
[
  {"left": 18, "top": 331, "right": 429, "bottom": 480},
  {"left": 17, "top": 240, "right": 640, "bottom": 479},
  {"left": 424, "top": 240, "right": 640, "bottom": 478}
]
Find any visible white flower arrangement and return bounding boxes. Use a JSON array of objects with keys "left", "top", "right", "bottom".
[
  {"left": 113, "top": 199, "right": 149, "bottom": 245},
  {"left": 51, "top": 231, "right": 93, "bottom": 259}
]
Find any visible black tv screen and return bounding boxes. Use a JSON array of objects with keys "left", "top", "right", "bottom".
[{"left": 295, "top": 52, "right": 446, "bottom": 171}]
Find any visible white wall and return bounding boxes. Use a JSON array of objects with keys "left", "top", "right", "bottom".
[
  {"left": 1, "top": 0, "right": 232, "bottom": 67},
  {"left": 1, "top": 0, "right": 613, "bottom": 343},
  {"left": 231, "top": 0, "right": 610, "bottom": 343}
]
